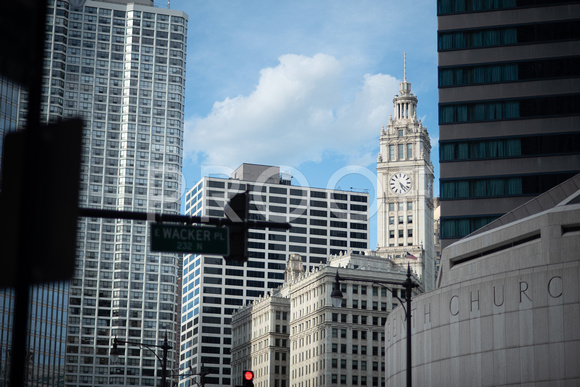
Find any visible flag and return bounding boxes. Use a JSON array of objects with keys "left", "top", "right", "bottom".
[{"left": 406, "top": 252, "right": 418, "bottom": 260}]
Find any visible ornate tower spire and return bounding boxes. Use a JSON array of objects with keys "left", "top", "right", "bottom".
[
  {"left": 394, "top": 52, "right": 417, "bottom": 120},
  {"left": 404, "top": 51, "right": 407, "bottom": 82}
]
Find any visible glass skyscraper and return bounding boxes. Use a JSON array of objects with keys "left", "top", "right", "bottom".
[
  {"left": 437, "top": 0, "right": 580, "bottom": 248},
  {"left": 1, "top": 0, "right": 188, "bottom": 386}
]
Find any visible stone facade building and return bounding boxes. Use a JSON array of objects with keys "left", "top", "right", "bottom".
[
  {"left": 385, "top": 174, "right": 580, "bottom": 386},
  {"left": 232, "top": 253, "right": 422, "bottom": 387}
]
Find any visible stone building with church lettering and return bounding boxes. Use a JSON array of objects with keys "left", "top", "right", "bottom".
[{"left": 385, "top": 174, "right": 580, "bottom": 386}]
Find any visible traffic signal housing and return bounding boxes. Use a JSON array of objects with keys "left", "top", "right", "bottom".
[
  {"left": 243, "top": 370, "right": 254, "bottom": 387},
  {"left": 224, "top": 190, "right": 250, "bottom": 263}
]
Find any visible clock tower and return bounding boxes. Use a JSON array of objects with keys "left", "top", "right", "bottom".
[{"left": 376, "top": 54, "right": 435, "bottom": 291}]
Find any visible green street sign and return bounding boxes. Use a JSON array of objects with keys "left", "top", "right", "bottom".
[{"left": 150, "top": 224, "right": 229, "bottom": 255}]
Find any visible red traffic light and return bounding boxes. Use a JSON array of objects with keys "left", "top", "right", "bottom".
[{"left": 243, "top": 370, "right": 254, "bottom": 381}]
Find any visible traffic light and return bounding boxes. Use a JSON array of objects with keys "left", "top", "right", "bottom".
[
  {"left": 224, "top": 190, "right": 249, "bottom": 263},
  {"left": 242, "top": 370, "right": 254, "bottom": 387}
]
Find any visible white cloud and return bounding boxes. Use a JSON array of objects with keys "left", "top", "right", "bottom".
[{"left": 184, "top": 53, "right": 400, "bottom": 169}]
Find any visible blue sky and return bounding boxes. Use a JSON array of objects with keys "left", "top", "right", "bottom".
[{"left": 169, "top": 0, "right": 438, "bottom": 249}]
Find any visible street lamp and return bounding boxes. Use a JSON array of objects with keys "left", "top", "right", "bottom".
[
  {"left": 330, "top": 264, "right": 418, "bottom": 387},
  {"left": 110, "top": 331, "right": 171, "bottom": 387}
]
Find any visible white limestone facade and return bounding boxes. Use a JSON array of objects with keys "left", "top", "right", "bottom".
[
  {"left": 385, "top": 175, "right": 580, "bottom": 386},
  {"left": 376, "top": 56, "right": 435, "bottom": 291},
  {"left": 232, "top": 252, "right": 423, "bottom": 387}
]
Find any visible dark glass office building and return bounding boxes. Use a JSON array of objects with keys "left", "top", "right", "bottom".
[{"left": 437, "top": 0, "right": 580, "bottom": 248}]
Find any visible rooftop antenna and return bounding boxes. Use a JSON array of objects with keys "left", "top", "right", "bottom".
[{"left": 167, "top": 0, "right": 170, "bottom": 9}]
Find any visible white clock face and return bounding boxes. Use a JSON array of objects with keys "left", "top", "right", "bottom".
[{"left": 390, "top": 173, "right": 411, "bottom": 194}]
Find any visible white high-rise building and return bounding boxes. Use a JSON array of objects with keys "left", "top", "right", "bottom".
[
  {"left": 179, "top": 163, "right": 370, "bottom": 387},
  {"left": 5, "top": 1, "right": 188, "bottom": 386}
]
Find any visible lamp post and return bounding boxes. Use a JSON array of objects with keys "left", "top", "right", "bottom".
[
  {"left": 110, "top": 331, "right": 171, "bottom": 387},
  {"left": 331, "top": 264, "right": 418, "bottom": 387}
]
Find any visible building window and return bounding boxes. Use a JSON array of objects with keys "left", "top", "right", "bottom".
[
  {"left": 407, "top": 143, "right": 413, "bottom": 159},
  {"left": 439, "top": 95, "right": 580, "bottom": 124},
  {"left": 389, "top": 145, "right": 395, "bottom": 160},
  {"left": 407, "top": 202, "right": 412, "bottom": 210},
  {"left": 441, "top": 173, "right": 576, "bottom": 200},
  {"left": 389, "top": 216, "right": 394, "bottom": 225},
  {"left": 438, "top": 20, "right": 579, "bottom": 51},
  {"left": 398, "top": 144, "right": 404, "bottom": 159}
]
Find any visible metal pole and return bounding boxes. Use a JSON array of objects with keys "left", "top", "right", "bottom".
[
  {"left": 406, "top": 281, "right": 412, "bottom": 387},
  {"left": 10, "top": 1, "right": 48, "bottom": 386},
  {"left": 404, "top": 265, "right": 414, "bottom": 387}
]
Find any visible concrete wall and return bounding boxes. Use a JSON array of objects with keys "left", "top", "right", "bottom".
[{"left": 385, "top": 201, "right": 580, "bottom": 386}]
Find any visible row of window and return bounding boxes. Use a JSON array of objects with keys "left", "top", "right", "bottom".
[
  {"left": 388, "top": 202, "right": 413, "bottom": 211},
  {"left": 439, "top": 94, "right": 580, "bottom": 124},
  {"left": 52, "top": 4, "right": 185, "bottom": 25},
  {"left": 248, "top": 231, "right": 367, "bottom": 240},
  {"left": 330, "top": 373, "right": 383, "bottom": 386},
  {"left": 387, "top": 143, "right": 413, "bottom": 161},
  {"left": 439, "top": 56, "right": 580, "bottom": 87},
  {"left": 331, "top": 358, "right": 384, "bottom": 371},
  {"left": 440, "top": 133, "right": 580, "bottom": 162},
  {"left": 200, "top": 180, "right": 368, "bottom": 202},
  {"left": 441, "top": 172, "right": 577, "bottom": 199},
  {"left": 438, "top": 20, "right": 580, "bottom": 51},
  {"left": 388, "top": 215, "right": 413, "bottom": 225},
  {"left": 440, "top": 215, "right": 500, "bottom": 239},
  {"left": 437, "top": 0, "right": 574, "bottom": 15},
  {"left": 332, "top": 328, "right": 385, "bottom": 341},
  {"left": 331, "top": 313, "right": 388, "bottom": 326},
  {"left": 388, "top": 228, "right": 413, "bottom": 238}
]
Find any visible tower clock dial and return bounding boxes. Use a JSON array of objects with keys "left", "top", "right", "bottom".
[{"left": 390, "top": 173, "right": 412, "bottom": 194}]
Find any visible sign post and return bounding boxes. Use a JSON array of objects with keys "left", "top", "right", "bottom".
[{"left": 150, "top": 224, "right": 229, "bottom": 255}]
